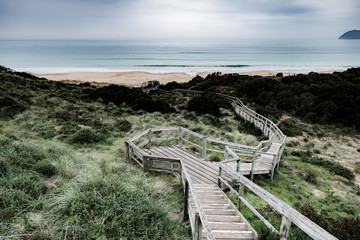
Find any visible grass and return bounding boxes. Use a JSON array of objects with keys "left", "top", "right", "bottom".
[{"left": 1, "top": 69, "right": 359, "bottom": 239}]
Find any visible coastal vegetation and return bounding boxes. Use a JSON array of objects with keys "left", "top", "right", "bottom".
[{"left": 1, "top": 66, "right": 359, "bottom": 239}]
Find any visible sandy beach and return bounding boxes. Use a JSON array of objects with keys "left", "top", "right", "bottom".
[{"left": 34, "top": 70, "right": 291, "bottom": 87}]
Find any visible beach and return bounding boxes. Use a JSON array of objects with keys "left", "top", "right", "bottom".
[
  {"left": 33, "top": 71, "right": 280, "bottom": 87},
  {"left": 34, "top": 70, "right": 339, "bottom": 87}
]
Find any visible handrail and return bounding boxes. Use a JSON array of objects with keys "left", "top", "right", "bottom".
[
  {"left": 126, "top": 138, "right": 215, "bottom": 239},
  {"left": 181, "top": 160, "right": 215, "bottom": 240},
  {"left": 127, "top": 88, "right": 287, "bottom": 180},
  {"left": 218, "top": 162, "right": 338, "bottom": 240}
]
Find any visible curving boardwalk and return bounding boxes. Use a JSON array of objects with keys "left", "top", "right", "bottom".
[{"left": 124, "top": 92, "right": 337, "bottom": 240}]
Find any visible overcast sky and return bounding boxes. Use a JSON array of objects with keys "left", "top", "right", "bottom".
[{"left": 0, "top": 0, "right": 358, "bottom": 40}]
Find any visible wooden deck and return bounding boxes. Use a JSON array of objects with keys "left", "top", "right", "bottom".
[
  {"left": 144, "top": 146, "right": 257, "bottom": 239},
  {"left": 124, "top": 92, "right": 338, "bottom": 240},
  {"left": 144, "top": 145, "right": 281, "bottom": 178}
]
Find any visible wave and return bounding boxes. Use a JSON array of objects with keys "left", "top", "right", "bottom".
[{"left": 135, "top": 64, "right": 251, "bottom": 68}]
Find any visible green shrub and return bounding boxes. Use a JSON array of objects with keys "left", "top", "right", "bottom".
[
  {"left": 299, "top": 171, "right": 319, "bottom": 185},
  {"left": 2, "top": 142, "right": 46, "bottom": 169},
  {"left": 187, "top": 96, "right": 220, "bottom": 116},
  {"left": 11, "top": 175, "right": 48, "bottom": 198},
  {"left": 301, "top": 156, "right": 355, "bottom": 181},
  {"left": 278, "top": 118, "right": 303, "bottom": 137},
  {"left": 299, "top": 203, "right": 360, "bottom": 240},
  {"left": 184, "top": 112, "right": 199, "bottom": 121},
  {"left": 357, "top": 149, "right": 360, "bottom": 153},
  {"left": 208, "top": 154, "right": 222, "bottom": 162},
  {"left": 68, "top": 128, "right": 104, "bottom": 144},
  {"left": 0, "top": 159, "right": 10, "bottom": 177},
  {"left": 34, "top": 160, "right": 57, "bottom": 177},
  {"left": 237, "top": 118, "right": 264, "bottom": 137},
  {"left": 313, "top": 149, "right": 321, "bottom": 154},
  {"left": 31, "top": 231, "right": 53, "bottom": 240},
  {"left": 52, "top": 177, "right": 188, "bottom": 239},
  {"left": 0, "top": 188, "right": 31, "bottom": 220},
  {"left": 115, "top": 119, "right": 132, "bottom": 132}
]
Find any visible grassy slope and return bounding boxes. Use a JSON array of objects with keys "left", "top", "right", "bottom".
[{"left": 1, "top": 69, "right": 359, "bottom": 239}]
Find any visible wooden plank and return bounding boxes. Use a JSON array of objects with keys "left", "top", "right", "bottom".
[
  {"left": 151, "top": 126, "right": 180, "bottom": 132},
  {"left": 129, "top": 129, "right": 149, "bottom": 142},
  {"left": 157, "top": 147, "right": 217, "bottom": 184},
  {"left": 219, "top": 163, "right": 338, "bottom": 240}
]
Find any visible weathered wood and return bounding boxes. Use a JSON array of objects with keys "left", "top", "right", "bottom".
[
  {"left": 279, "top": 215, "right": 291, "bottom": 239},
  {"left": 151, "top": 126, "right": 180, "bottom": 132},
  {"left": 184, "top": 180, "right": 189, "bottom": 221},
  {"left": 147, "top": 129, "right": 151, "bottom": 149},
  {"left": 202, "top": 137, "right": 207, "bottom": 159},
  {"left": 194, "top": 213, "right": 202, "bottom": 240},
  {"left": 219, "top": 162, "right": 338, "bottom": 240},
  {"left": 179, "top": 127, "right": 183, "bottom": 147},
  {"left": 125, "top": 141, "right": 129, "bottom": 160}
]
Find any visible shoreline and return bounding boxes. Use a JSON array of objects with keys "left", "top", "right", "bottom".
[{"left": 33, "top": 69, "right": 345, "bottom": 87}]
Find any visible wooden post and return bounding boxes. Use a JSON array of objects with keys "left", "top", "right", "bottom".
[
  {"left": 250, "top": 152, "right": 256, "bottom": 181},
  {"left": 179, "top": 127, "right": 183, "bottom": 147},
  {"left": 217, "top": 167, "right": 222, "bottom": 188},
  {"left": 125, "top": 141, "right": 129, "bottom": 161},
  {"left": 194, "top": 213, "right": 202, "bottom": 240},
  {"left": 147, "top": 129, "right": 151, "bottom": 150},
  {"left": 271, "top": 154, "right": 278, "bottom": 180},
  {"left": 224, "top": 148, "right": 228, "bottom": 160},
  {"left": 183, "top": 180, "right": 189, "bottom": 221},
  {"left": 279, "top": 215, "right": 291, "bottom": 240},
  {"left": 202, "top": 137, "right": 207, "bottom": 160},
  {"left": 277, "top": 142, "right": 286, "bottom": 171},
  {"left": 263, "top": 119, "right": 267, "bottom": 133},
  {"left": 237, "top": 183, "right": 244, "bottom": 211},
  {"left": 143, "top": 156, "right": 148, "bottom": 172},
  {"left": 236, "top": 159, "right": 241, "bottom": 173}
]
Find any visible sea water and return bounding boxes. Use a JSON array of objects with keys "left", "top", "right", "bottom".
[{"left": 0, "top": 39, "right": 359, "bottom": 75}]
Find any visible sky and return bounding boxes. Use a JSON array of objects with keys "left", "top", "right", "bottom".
[{"left": 0, "top": 0, "right": 358, "bottom": 40}]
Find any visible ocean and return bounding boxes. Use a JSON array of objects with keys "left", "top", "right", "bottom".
[{"left": 0, "top": 39, "right": 360, "bottom": 75}]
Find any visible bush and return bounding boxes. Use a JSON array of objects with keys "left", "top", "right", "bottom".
[
  {"left": 278, "top": 118, "right": 303, "bottom": 137},
  {"left": 68, "top": 128, "right": 104, "bottom": 144},
  {"left": 299, "top": 171, "right": 319, "bottom": 185},
  {"left": 34, "top": 160, "right": 57, "bottom": 177},
  {"left": 31, "top": 231, "right": 53, "bottom": 240},
  {"left": 115, "top": 119, "right": 132, "bottom": 132},
  {"left": 0, "top": 159, "right": 10, "bottom": 177},
  {"left": 208, "top": 154, "right": 222, "bottom": 162},
  {"left": 11, "top": 175, "right": 48, "bottom": 198},
  {"left": 299, "top": 203, "right": 360, "bottom": 240},
  {"left": 52, "top": 177, "right": 187, "bottom": 239},
  {"left": 301, "top": 156, "right": 355, "bottom": 181},
  {"left": 187, "top": 96, "right": 220, "bottom": 116}
]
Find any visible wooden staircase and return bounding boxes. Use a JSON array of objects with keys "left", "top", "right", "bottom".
[{"left": 190, "top": 184, "right": 257, "bottom": 240}]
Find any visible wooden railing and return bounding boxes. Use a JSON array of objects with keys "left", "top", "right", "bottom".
[
  {"left": 218, "top": 162, "right": 338, "bottom": 240},
  {"left": 169, "top": 89, "right": 287, "bottom": 170},
  {"left": 126, "top": 126, "right": 283, "bottom": 179},
  {"left": 125, "top": 133, "right": 215, "bottom": 240}
]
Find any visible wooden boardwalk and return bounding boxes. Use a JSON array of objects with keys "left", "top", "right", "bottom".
[
  {"left": 144, "top": 146, "right": 257, "bottom": 239},
  {"left": 125, "top": 92, "right": 337, "bottom": 240}
]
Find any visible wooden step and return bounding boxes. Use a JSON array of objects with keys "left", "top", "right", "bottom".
[
  {"left": 206, "top": 215, "right": 243, "bottom": 222},
  {"left": 209, "top": 222, "right": 247, "bottom": 231},
  {"left": 204, "top": 209, "right": 237, "bottom": 216},
  {"left": 190, "top": 203, "right": 232, "bottom": 209},
  {"left": 213, "top": 230, "right": 254, "bottom": 239}
]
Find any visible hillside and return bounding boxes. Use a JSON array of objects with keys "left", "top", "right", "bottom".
[
  {"left": 0, "top": 66, "right": 360, "bottom": 239},
  {"left": 339, "top": 30, "right": 360, "bottom": 39}
]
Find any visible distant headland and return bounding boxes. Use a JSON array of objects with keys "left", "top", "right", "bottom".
[{"left": 339, "top": 30, "right": 360, "bottom": 39}]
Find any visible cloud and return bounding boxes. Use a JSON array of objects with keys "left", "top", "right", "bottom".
[{"left": 0, "top": 0, "right": 358, "bottom": 39}]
